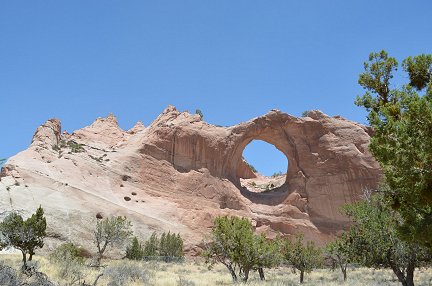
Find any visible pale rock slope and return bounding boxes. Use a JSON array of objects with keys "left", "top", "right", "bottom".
[{"left": 0, "top": 106, "right": 381, "bottom": 255}]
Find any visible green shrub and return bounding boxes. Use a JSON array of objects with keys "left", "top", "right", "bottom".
[{"left": 125, "top": 237, "right": 144, "bottom": 260}]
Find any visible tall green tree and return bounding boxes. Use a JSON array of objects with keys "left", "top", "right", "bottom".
[
  {"left": 343, "top": 191, "right": 431, "bottom": 286},
  {"left": 0, "top": 206, "right": 47, "bottom": 270},
  {"left": 356, "top": 50, "right": 432, "bottom": 247},
  {"left": 280, "top": 234, "right": 323, "bottom": 284}
]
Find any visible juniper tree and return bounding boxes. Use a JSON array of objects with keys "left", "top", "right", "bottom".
[
  {"left": 0, "top": 206, "right": 46, "bottom": 270},
  {"left": 125, "top": 236, "right": 144, "bottom": 261},
  {"left": 356, "top": 51, "right": 432, "bottom": 247}
]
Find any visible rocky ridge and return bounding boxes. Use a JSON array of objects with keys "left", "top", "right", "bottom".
[{"left": 0, "top": 106, "right": 381, "bottom": 255}]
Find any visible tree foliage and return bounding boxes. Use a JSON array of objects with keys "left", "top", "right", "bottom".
[
  {"left": 356, "top": 50, "right": 432, "bottom": 248},
  {"left": 280, "top": 234, "right": 323, "bottom": 284},
  {"left": 93, "top": 216, "right": 132, "bottom": 265},
  {"left": 343, "top": 191, "right": 431, "bottom": 286},
  {"left": 0, "top": 206, "right": 47, "bottom": 270},
  {"left": 202, "top": 216, "right": 280, "bottom": 282}
]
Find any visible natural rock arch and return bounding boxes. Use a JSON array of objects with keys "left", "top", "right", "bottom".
[
  {"left": 141, "top": 106, "right": 380, "bottom": 233},
  {"left": 1, "top": 106, "right": 381, "bottom": 251}
]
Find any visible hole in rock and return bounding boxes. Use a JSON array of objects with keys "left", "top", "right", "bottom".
[{"left": 239, "top": 140, "right": 288, "bottom": 193}]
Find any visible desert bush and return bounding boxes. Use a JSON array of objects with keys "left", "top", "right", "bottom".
[
  {"left": 49, "top": 242, "right": 85, "bottom": 285},
  {"left": 104, "top": 262, "right": 153, "bottom": 286},
  {"left": 0, "top": 263, "right": 21, "bottom": 286}
]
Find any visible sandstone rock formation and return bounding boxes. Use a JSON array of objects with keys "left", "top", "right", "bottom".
[{"left": 0, "top": 106, "right": 381, "bottom": 255}]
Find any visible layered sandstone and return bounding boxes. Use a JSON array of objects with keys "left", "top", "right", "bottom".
[{"left": 0, "top": 106, "right": 381, "bottom": 255}]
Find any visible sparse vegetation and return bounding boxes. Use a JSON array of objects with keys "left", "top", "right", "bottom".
[
  {"left": 195, "top": 109, "right": 204, "bottom": 119},
  {"left": 301, "top": 110, "right": 311, "bottom": 117},
  {"left": 271, "top": 171, "right": 284, "bottom": 177},
  {"left": 54, "top": 140, "right": 85, "bottom": 154},
  {"left": 245, "top": 161, "right": 257, "bottom": 173}
]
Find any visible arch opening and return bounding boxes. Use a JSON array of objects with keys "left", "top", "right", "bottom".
[{"left": 238, "top": 140, "right": 288, "bottom": 194}]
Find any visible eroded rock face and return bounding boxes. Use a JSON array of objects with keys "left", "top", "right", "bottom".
[{"left": 0, "top": 106, "right": 381, "bottom": 254}]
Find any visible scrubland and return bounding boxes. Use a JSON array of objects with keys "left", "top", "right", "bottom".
[{"left": 1, "top": 253, "right": 432, "bottom": 286}]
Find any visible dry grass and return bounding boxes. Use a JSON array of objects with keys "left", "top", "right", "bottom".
[{"left": 1, "top": 253, "right": 432, "bottom": 285}]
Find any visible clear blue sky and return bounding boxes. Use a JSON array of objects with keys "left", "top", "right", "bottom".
[{"left": 1, "top": 1, "right": 431, "bottom": 175}]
